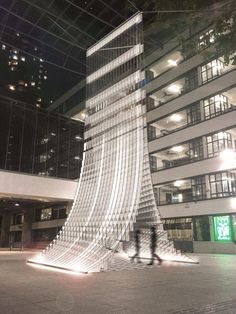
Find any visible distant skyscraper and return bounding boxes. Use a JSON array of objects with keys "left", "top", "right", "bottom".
[{"left": 0, "top": 34, "right": 50, "bottom": 108}]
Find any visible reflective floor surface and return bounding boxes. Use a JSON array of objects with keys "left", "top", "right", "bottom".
[{"left": 0, "top": 251, "right": 235, "bottom": 313}]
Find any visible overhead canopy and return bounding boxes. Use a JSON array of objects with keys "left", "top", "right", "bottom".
[{"left": 0, "top": 0, "right": 137, "bottom": 77}]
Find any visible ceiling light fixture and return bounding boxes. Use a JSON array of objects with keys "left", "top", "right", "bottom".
[
  {"left": 169, "top": 113, "right": 183, "bottom": 122},
  {"left": 174, "top": 180, "right": 185, "bottom": 187},
  {"left": 171, "top": 146, "right": 184, "bottom": 153},
  {"left": 167, "top": 84, "right": 181, "bottom": 94},
  {"left": 168, "top": 59, "right": 178, "bottom": 66}
]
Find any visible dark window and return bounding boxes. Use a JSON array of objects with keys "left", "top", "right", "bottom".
[
  {"left": 12, "top": 213, "right": 23, "bottom": 225},
  {"left": 191, "top": 176, "right": 207, "bottom": 200},
  {"left": 147, "top": 124, "right": 157, "bottom": 141},
  {"left": 186, "top": 102, "right": 201, "bottom": 125},
  {"left": 193, "top": 216, "right": 210, "bottom": 241},
  {"left": 184, "top": 69, "right": 198, "bottom": 92},
  {"left": 189, "top": 138, "right": 204, "bottom": 160},
  {"left": 149, "top": 155, "right": 157, "bottom": 172}
]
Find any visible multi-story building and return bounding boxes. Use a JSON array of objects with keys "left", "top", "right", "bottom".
[
  {"left": 145, "top": 23, "right": 236, "bottom": 253},
  {"left": 0, "top": 38, "right": 50, "bottom": 108},
  {"left": 0, "top": 95, "right": 84, "bottom": 249}
]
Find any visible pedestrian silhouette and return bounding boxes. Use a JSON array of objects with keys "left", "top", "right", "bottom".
[
  {"left": 131, "top": 229, "right": 142, "bottom": 263},
  {"left": 148, "top": 226, "right": 162, "bottom": 265}
]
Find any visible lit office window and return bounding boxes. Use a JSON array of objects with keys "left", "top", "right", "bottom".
[
  {"left": 210, "top": 171, "right": 236, "bottom": 198},
  {"left": 206, "top": 131, "right": 232, "bottom": 157},
  {"left": 201, "top": 59, "right": 224, "bottom": 83},
  {"left": 204, "top": 94, "right": 230, "bottom": 119},
  {"left": 198, "top": 29, "right": 216, "bottom": 50},
  {"left": 40, "top": 208, "right": 52, "bottom": 221}
]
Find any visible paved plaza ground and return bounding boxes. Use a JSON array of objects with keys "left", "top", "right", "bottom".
[{"left": 0, "top": 251, "right": 236, "bottom": 313}]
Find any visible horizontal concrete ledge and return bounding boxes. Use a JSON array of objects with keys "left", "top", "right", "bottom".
[
  {"left": 159, "top": 197, "right": 236, "bottom": 218},
  {"left": 0, "top": 170, "right": 78, "bottom": 201}
]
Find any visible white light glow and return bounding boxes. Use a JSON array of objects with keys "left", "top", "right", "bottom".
[
  {"left": 169, "top": 113, "right": 183, "bottom": 122},
  {"left": 219, "top": 149, "right": 236, "bottom": 170},
  {"left": 8, "top": 85, "right": 15, "bottom": 91},
  {"left": 231, "top": 198, "right": 236, "bottom": 210},
  {"left": 168, "top": 59, "right": 178, "bottom": 66},
  {"left": 171, "top": 146, "right": 184, "bottom": 153},
  {"left": 167, "top": 84, "right": 181, "bottom": 94},
  {"left": 220, "top": 149, "right": 236, "bottom": 161},
  {"left": 174, "top": 180, "right": 185, "bottom": 187}
]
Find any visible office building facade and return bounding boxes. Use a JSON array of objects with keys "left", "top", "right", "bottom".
[
  {"left": 0, "top": 95, "right": 84, "bottom": 248},
  {"left": 145, "top": 23, "right": 236, "bottom": 253}
]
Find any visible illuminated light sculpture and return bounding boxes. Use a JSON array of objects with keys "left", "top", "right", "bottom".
[{"left": 29, "top": 13, "right": 196, "bottom": 273}]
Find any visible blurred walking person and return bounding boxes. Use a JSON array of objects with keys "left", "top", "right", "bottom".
[
  {"left": 148, "top": 226, "right": 162, "bottom": 265},
  {"left": 130, "top": 229, "right": 142, "bottom": 263}
]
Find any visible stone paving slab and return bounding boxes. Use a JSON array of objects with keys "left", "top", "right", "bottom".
[{"left": 0, "top": 251, "right": 236, "bottom": 313}]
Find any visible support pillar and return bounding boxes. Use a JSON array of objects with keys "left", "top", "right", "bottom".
[
  {"left": 0, "top": 212, "right": 11, "bottom": 247},
  {"left": 22, "top": 210, "right": 34, "bottom": 248}
]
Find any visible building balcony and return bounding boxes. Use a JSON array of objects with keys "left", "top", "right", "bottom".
[
  {"left": 149, "top": 108, "right": 236, "bottom": 152},
  {"left": 148, "top": 86, "right": 236, "bottom": 143},
  {"left": 146, "top": 67, "right": 236, "bottom": 122}
]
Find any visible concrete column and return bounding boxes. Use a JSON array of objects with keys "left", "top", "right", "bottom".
[
  {"left": 209, "top": 216, "right": 214, "bottom": 242},
  {"left": 0, "top": 212, "right": 11, "bottom": 247},
  {"left": 22, "top": 210, "right": 34, "bottom": 247}
]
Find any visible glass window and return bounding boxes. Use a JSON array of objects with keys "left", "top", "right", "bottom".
[
  {"left": 201, "top": 59, "right": 224, "bottom": 84},
  {"left": 0, "top": 98, "right": 84, "bottom": 179},
  {"left": 40, "top": 208, "right": 52, "bottom": 221},
  {"left": 206, "top": 131, "right": 232, "bottom": 157},
  {"left": 186, "top": 102, "right": 201, "bottom": 125},
  {"left": 149, "top": 155, "right": 157, "bottom": 172},
  {"left": 191, "top": 176, "right": 206, "bottom": 200},
  {"left": 184, "top": 69, "right": 198, "bottom": 92},
  {"left": 198, "top": 29, "right": 216, "bottom": 50},
  {"left": 193, "top": 216, "right": 210, "bottom": 241},
  {"left": 232, "top": 215, "right": 236, "bottom": 241},
  {"left": 189, "top": 138, "right": 203, "bottom": 160},
  {"left": 147, "top": 124, "right": 157, "bottom": 141},
  {"left": 213, "top": 215, "right": 232, "bottom": 242},
  {"left": 210, "top": 171, "right": 236, "bottom": 198},
  {"left": 204, "top": 94, "right": 230, "bottom": 119},
  {"left": 162, "top": 217, "right": 192, "bottom": 240}
]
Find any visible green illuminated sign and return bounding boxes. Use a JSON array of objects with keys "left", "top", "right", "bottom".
[{"left": 213, "top": 216, "right": 232, "bottom": 242}]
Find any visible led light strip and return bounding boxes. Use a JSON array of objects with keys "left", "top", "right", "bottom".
[
  {"left": 86, "top": 71, "right": 145, "bottom": 109},
  {"left": 87, "top": 13, "right": 142, "bottom": 57},
  {"left": 87, "top": 44, "right": 143, "bottom": 84}
]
